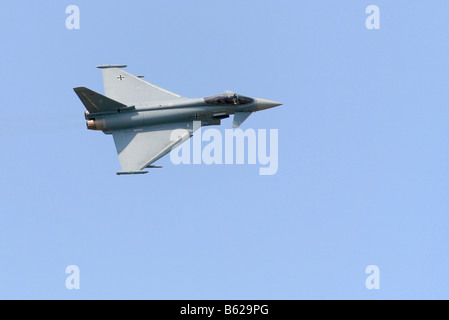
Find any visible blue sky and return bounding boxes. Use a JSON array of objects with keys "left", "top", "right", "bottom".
[{"left": 0, "top": 0, "right": 448, "bottom": 299}]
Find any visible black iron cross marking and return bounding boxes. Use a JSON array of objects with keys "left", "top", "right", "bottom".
[
  {"left": 193, "top": 114, "right": 200, "bottom": 119},
  {"left": 117, "top": 75, "right": 125, "bottom": 81}
]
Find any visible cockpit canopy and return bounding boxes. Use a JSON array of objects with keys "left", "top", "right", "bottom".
[{"left": 204, "top": 93, "right": 254, "bottom": 106}]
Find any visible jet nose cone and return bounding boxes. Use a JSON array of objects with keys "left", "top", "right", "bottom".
[{"left": 255, "top": 98, "right": 283, "bottom": 110}]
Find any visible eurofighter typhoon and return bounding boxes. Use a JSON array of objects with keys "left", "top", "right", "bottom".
[{"left": 74, "top": 65, "right": 282, "bottom": 175}]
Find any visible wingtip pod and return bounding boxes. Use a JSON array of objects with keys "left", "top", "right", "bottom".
[
  {"left": 116, "top": 170, "right": 148, "bottom": 175},
  {"left": 97, "top": 64, "right": 127, "bottom": 69}
]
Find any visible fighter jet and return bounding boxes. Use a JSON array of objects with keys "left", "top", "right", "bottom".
[{"left": 74, "top": 65, "right": 282, "bottom": 175}]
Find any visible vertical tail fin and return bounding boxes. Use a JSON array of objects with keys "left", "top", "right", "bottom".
[{"left": 73, "top": 87, "right": 127, "bottom": 114}]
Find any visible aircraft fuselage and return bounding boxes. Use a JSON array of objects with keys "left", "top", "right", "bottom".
[{"left": 85, "top": 97, "right": 279, "bottom": 133}]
